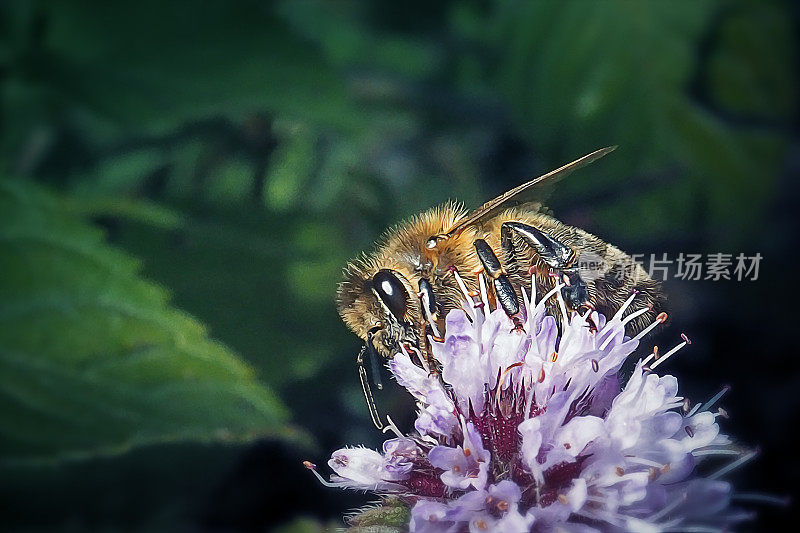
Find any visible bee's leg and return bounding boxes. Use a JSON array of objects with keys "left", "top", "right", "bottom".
[
  {"left": 357, "top": 344, "right": 384, "bottom": 430},
  {"left": 473, "top": 239, "right": 524, "bottom": 330},
  {"left": 502, "top": 222, "right": 574, "bottom": 268},
  {"left": 560, "top": 268, "right": 590, "bottom": 311},
  {"left": 366, "top": 328, "right": 383, "bottom": 391},
  {"left": 501, "top": 222, "right": 590, "bottom": 312}
]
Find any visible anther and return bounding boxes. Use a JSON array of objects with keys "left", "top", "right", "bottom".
[
  {"left": 497, "top": 500, "right": 509, "bottom": 512},
  {"left": 682, "top": 398, "right": 691, "bottom": 413},
  {"left": 591, "top": 359, "right": 599, "bottom": 372},
  {"left": 538, "top": 368, "right": 546, "bottom": 383},
  {"left": 615, "top": 466, "right": 625, "bottom": 476},
  {"left": 650, "top": 336, "right": 690, "bottom": 370},
  {"left": 685, "top": 426, "right": 695, "bottom": 438},
  {"left": 642, "top": 346, "right": 658, "bottom": 366},
  {"left": 558, "top": 494, "right": 569, "bottom": 505},
  {"left": 718, "top": 407, "right": 729, "bottom": 419},
  {"left": 550, "top": 351, "right": 559, "bottom": 363},
  {"left": 303, "top": 460, "right": 338, "bottom": 487},
  {"left": 634, "top": 312, "right": 669, "bottom": 341}
]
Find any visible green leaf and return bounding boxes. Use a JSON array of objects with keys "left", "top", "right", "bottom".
[
  {"left": 346, "top": 498, "right": 410, "bottom": 532},
  {"left": 0, "top": 178, "right": 298, "bottom": 465},
  {"left": 35, "top": 0, "right": 357, "bottom": 134}
]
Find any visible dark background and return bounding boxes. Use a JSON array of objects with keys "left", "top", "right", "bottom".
[{"left": 0, "top": 0, "right": 797, "bottom": 531}]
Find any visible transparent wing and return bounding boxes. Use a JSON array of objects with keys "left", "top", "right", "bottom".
[{"left": 444, "top": 146, "right": 616, "bottom": 238}]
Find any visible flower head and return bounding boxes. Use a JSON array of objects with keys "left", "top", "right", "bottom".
[{"left": 309, "top": 274, "right": 756, "bottom": 531}]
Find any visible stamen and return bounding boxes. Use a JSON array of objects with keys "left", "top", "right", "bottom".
[
  {"left": 452, "top": 269, "right": 476, "bottom": 319},
  {"left": 663, "top": 527, "right": 724, "bottom": 533},
  {"left": 423, "top": 303, "right": 441, "bottom": 337},
  {"left": 690, "top": 385, "right": 731, "bottom": 416},
  {"left": 536, "top": 283, "right": 564, "bottom": 312},
  {"left": 382, "top": 415, "right": 405, "bottom": 438},
  {"left": 621, "top": 306, "right": 650, "bottom": 326},
  {"left": 709, "top": 448, "right": 758, "bottom": 480},
  {"left": 648, "top": 492, "right": 688, "bottom": 523},
  {"left": 479, "top": 274, "right": 490, "bottom": 314},
  {"left": 591, "top": 359, "right": 599, "bottom": 372},
  {"left": 634, "top": 312, "right": 668, "bottom": 341},
  {"left": 692, "top": 448, "right": 742, "bottom": 457},
  {"left": 650, "top": 335, "right": 690, "bottom": 370},
  {"left": 611, "top": 290, "right": 638, "bottom": 322},
  {"left": 628, "top": 457, "right": 664, "bottom": 468},
  {"left": 528, "top": 275, "right": 537, "bottom": 306},
  {"left": 524, "top": 381, "right": 536, "bottom": 420},
  {"left": 732, "top": 493, "right": 791, "bottom": 506},
  {"left": 495, "top": 362, "right": 525, "bottom": 405},
  {"left": 303, "top": 461, "right": 339, "bottom": 488},
  {"left": 555, "top": 286, "right": 569, "bottom": 324},
  {"left": 402, "top": 342, "right": 429, "bottom": 373}
]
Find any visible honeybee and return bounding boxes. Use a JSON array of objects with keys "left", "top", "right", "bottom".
[{"left": 337, "top": 147, "right": 665, "bottom": 428}]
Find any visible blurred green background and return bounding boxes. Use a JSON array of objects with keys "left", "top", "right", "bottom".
[{"left": 1, "top": 0, "right": 797, "bottom": 530}]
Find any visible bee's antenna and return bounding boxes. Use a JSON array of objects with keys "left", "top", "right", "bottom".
[{"left": 357, "top": 345, "right": 384, "bottom": 429}]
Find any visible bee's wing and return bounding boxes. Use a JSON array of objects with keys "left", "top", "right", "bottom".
[{"left": 445, "top": 146, "right": 616, "bottom": 238}]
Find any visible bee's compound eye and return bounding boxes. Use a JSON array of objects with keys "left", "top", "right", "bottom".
[{"left": 372, "top": 269, "right": 408, "bottom": 321}]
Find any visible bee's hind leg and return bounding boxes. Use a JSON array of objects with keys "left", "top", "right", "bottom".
[
  {"left": 501, "top": 222, "right": 591, "bottom": 313},
  {"left": 473, "top": 238, "right": 524, "bottom": 331}
]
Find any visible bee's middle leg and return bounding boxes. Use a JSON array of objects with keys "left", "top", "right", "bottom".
[
  {"left": 473, "top": 239, "right": 524, "bottom": 330},
  {"left": 501, "top": 222, "right": 590, "bottom": 312}
]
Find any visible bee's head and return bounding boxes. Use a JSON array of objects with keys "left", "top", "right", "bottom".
[{"left": 336, "top": 260, "right": 421, "bottom": 358}]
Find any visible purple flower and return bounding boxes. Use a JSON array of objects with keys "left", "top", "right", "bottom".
[
  {"left": 428, "top": 420, "right": 491, "bottom": 491},
  {"left": 309, "top": 275, "right": 757, "bottom": 531}
]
